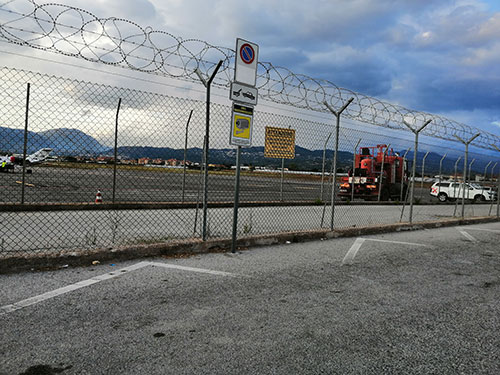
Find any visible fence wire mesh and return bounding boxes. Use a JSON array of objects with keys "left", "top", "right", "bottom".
[{"left": 0, "top": 67, "right": 499, "bottom": 257}]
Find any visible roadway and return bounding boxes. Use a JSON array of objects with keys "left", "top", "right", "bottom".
[
  {"left": 1, "top": 222, "right": 499, "bottom": 374},
  {"left": 0, "top": 165, "right": 437, "bottom": 204}
]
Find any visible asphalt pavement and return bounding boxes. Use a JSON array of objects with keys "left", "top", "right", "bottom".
[{"left": 1, "top": 221, "right": 499, "bottom": 374}]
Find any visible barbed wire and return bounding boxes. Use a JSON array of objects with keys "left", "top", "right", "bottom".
[{"left": 0, "top": 0, "right": 498, "bottom": 150}]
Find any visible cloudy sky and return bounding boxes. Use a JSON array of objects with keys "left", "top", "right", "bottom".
[{"left": 1, "top": 0, "right": 499, "bottom": 139}]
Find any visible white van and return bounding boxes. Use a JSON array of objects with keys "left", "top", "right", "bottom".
[{"left": 430, "top": 181, "right": 497, "bottom": 202}]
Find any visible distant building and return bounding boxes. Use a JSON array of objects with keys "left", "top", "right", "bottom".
[
  {"left": 166, "top": 158, "right": 180, "bottom": 166},
  {"left": 138, "top": 157, "right": 151, "bottom": 165},
  {"left": 152, "top": 158, "right": 165, "bottom": 165}
]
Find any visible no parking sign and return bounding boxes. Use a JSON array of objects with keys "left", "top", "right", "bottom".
[{"left": 234, "top": 38, "right": 259, "bottom": 87}]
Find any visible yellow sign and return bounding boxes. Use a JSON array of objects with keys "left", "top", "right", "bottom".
[
  {"left": 230, "top": 104, "right": 253, "bottom": 146},
  {"left": 264, "top": 126, "right": 295, "bottom": 159}
]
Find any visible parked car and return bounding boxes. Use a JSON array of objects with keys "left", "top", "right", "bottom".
[{"left": 430, "top": 181, "right": 497, "bottom": 202}]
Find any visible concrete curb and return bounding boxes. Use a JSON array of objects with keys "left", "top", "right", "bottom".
[{"left": 1, "top": 216, "right": 498, "bottom": 274}]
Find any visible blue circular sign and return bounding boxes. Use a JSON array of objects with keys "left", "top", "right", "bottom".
[{"left": 240, "top": 44, "right": 255, "bottom": 64}]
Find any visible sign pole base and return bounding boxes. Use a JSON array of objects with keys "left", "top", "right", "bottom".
[{"left": 231, "top": 146, "right": 242, "bottom": 253}]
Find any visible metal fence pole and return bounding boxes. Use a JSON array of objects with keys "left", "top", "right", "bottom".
[
  {"left": 490, "top": 162, "right": 497, "bottom": 182},
  {"left": 324, "top": 97, "right": 354, "bottom": 230},
  {"left": 112, "top": 98, "right": 122, "bottom": 204},
  {"left": 437, "top": 153, "right": 447, "bottom": 197},
  {"left": 378, "top": 144, "right": 390, "bottom": 202},
  {"left": 195, "top": 60, "right": 223, "bottom": 241},
  {"left": 483, "top": 161, "right": 492, "bottom": 183},
  {"left": 231, "top": 146, "right": 242, "bottom": 253},
  {"left": 280, "top": 157, "right": 285, "bottom": 202},
  {"left": 402, "top": 119, "right": 432, "bottom": 224},
  {"left": 468, "top": 159, "right": 476, "bottom": 184},
  {"left": 194, "top": 136, "right": 206, "bottom": 235},
  {"left": 454, "top": 133, "right": 480, "bottom": 219},
  {"left": 479, "top": 160, "right": 491, "bottom": 203},
  {"left": 21, "top": 83, "right": 30, "bottom": 205},
  {"left": 351, "top": 138, "right": 361, "bottom": 202},
  {"left": 320, "top": 132, "right": 332, "bottom": 201},
  {"left": 420, "top": 151, "right": 430, "bottom": 201},
  {"left": 182, "top": 109, "right": 193, "bottom": 203},
  {"left": 492, "top": 145, "right": 500, "bottom": 217},
  {"left": 453, "top": 156, "right": 462, "bottom": 217},
  {"left": 489, "top": 163, "right": 497, "bottom": 216},
  {"left": 400, "top": 148, "right": 411, "bottom": 202}
]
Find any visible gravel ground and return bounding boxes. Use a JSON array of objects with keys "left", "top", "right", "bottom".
[{"left": 1, "top": 221, "right": 499, "bottom": 374}]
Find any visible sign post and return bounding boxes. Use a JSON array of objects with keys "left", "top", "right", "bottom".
[{"left": 231, "top": 38, "right": 259, "bottom": 253}]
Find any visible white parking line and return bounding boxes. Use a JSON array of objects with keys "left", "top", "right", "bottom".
[
  {"left": 364, "top": 238, "right": 428, "bottom": 247},
  {"left": 460, "top": 227, "right": 500, "bottom": 233},
  {"left": 342, "top": 238, "right": 427, "bottom": 265},
  {"left": 149, "top": 262, "right": 235, "bottom": 277},
  {"left": 342, "top": 238, "right": 366, "bottom": 265},
  {"left": 0, "top": 261, "right": 236, "bottom": 316},
  {"left": 458, "top": 230, "right": 478, "bottom": 242}
]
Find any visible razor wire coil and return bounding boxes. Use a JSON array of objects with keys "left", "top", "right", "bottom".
[{"left": 0, "top": 0, "right": 498, "bottom": 150}]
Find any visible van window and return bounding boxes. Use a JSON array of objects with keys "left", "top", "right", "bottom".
[{"left": 436, "top": 182, "right": 450, "bottom": 187}]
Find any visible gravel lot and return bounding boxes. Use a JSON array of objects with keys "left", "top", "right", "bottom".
[{"left": 1, "top": 221, "right": 499, "bottom": 374}]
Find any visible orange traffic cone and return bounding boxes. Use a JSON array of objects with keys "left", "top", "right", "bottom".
[{"left": 95, "top": 190, "right": 103, "bottom": 204}]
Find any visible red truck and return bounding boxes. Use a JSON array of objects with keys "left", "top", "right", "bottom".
[{"left": 338, "top": 144, "right": 408, "bottom": 201}]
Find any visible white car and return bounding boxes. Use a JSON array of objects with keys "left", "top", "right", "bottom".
[{"left": 430, "top": 181, "right": 497, "bottom": 202}]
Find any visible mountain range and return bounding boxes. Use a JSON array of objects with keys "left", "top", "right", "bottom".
[{"left": 0, "top": 126, "right": 497, "bottom": 174}]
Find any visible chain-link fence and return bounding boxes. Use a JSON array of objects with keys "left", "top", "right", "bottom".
[{"left": 1, "top": 67, "right": 499, "bottom": 257}]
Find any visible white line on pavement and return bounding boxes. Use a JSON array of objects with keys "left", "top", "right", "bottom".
[
  {"left": 458, "top": 230, "right": 478, "bottom": 242},
  {"left": 0, "top": 261, "right": 236, "bottom": 316},
  {"left": 342, "top": 238, "right": 366, "bottom": 265},
  {"left": 459, "top": 227, "right": 500, "bottom": 233},
  {"left": 149, "top": 262, "right": 236, "bottom": 277},
  {"left": 341, "top": 238, "right": 428, "bottom": 265},
  {"left": 364, "top": 238, "right": 428, "bottom": 247}
]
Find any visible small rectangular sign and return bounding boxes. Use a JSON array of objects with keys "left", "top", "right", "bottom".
[
  {"left": 264, "top": 126, "right": 295, "bottom": 159},
  {"left": 230, "top": 82, "right": 258, "bottom": 106},
  {"left": 230, "top": 104, "right": 254, "bottom": 147},
  {"left": 235, "top": 38, "right": 259, "bottom": 87}
]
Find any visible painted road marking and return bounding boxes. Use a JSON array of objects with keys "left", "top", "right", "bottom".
[
  {"left": 149, "top": 262, "right": 235, "bottom": 277},
  {"left": 0, "top": 261, "right": 236, "bottom": 315},
  {"left": 457, "top": 229, "right": 478, "bottom": 242},
  {"left": 364, "top": 238, "right": 428, "bottom": 247},
  {"left": 460, "top": 227, "right": 500, "bottom": 233},
  {"left": 342, "top": 238, "right": 427, "bottom": 265},
  {"left": 342, "top": 238, "right": 366, "bottom": 265}
]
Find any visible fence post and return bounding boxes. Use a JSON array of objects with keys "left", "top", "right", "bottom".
[
  {"left": 402, "top": 119, "right": 432, "bottom": 224},
  {"left": 453, "top": 156, "right": 462, "bottom": 217},
  {"left": 112, "top": 98, "right": 122, "bottom": 204},
  {"left": 420, "top": 151, "right": 430, "bottom": 201},
  {"left": 400, "top": 148, "right": 411, "bottom": 202},
  {"left": 437, "top": 153, "right": 447, "bottom": 197},
  {"left": 487, "top": 161, "right": 498, "bottom": 216},
  {"left": 351, "top": 138, "right": 361, "bottom": 202},
  {"left": 231, "top": 146, "right": 242, "bottom": 253},
  {"left": 182, "top": 109, "right": 194, "bottom": 203},
  {"left": 468, "top": 159, "right": 476, "bottom": 184},
  {"left": 320, "top": 132, "right": 332, "bottom": 201},
  {"left": 195, "top": 60, "right": 223, "bottom": 241},
  {"left": 492, "top": 145, "right": 500, "bottom": 218},
  {"left": 21, "top": 83, "right": 30, "bottom": 205},
  {"left": 324, "top": 97, "right": 354, "bottom": 230},
  {"left": 479, "top": 160, "right": 491, "bottom": 204},
  {"left": 378, "top": 144, "right": 390, "bottom": 202},
  {"left": 454, "top": 133, "right": 480, "bottom": 219}
]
